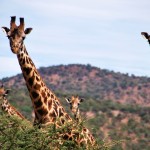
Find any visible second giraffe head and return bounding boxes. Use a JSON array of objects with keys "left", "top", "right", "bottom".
[
  {"left": 2, "top": 16, "right": 32, "bottom": 54},
  {"left": 65, "top": 96, "right": 84, "bottom": 115},
  {"left": 0, "top": 84, "right": 10, "bottom": 98}
]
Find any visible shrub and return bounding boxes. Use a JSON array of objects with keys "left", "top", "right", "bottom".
[{"left": 0, "top": 111, "right": 122, "bottom": 150}]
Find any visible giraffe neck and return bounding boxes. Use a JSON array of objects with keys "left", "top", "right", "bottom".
[
  {"left": 17, "top": 44, "right": 71, "bottom": 125},
  {"left": 1, "top": 96, "right": 25, "bottom": 119},
  {"left": 74, "top": 108, "right": 82, "bottom": 123},
  {"left": 74, "top": 108, "right": 80, "bottom": 120}
]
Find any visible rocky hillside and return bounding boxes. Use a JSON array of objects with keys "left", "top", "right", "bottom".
[{"left": 1, "top": 64, "right": 150, "bottom": 106}]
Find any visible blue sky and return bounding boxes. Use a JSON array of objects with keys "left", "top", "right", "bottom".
[{"left": 1, "top": 0, "right": 150, "bottom": 79}]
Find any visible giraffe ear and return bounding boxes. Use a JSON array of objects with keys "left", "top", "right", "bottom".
[
  {"left": 5, "top": 89, "right": 11, "bottom": 95},
  {"left": 65, "top": 98, "right": 71, "bottom": 103},
  {"left": 80, "top": 98, "right": 84, "bottom": 103},
  {"left": 24, "top": 28, "right": 32, "bottom": 34},
  {"left": 2, "top": 27, "right": 10, "bottom": 35},
  {"left": 141, "top": 32, "right": 149, "bottom": 39}
]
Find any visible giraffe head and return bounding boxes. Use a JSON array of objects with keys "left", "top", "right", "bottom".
[
  {"left": 2, "top": 16, "right": 32, "bottom": 54},
  {"left": 65, "top": 96, "right": 84, "bottom": 114},
  {"left": 0, "top": 84, "right": 10, "bottom": 98}
]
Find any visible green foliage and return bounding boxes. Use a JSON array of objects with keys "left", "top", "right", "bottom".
[
  {"left": 0, "top": 111, "right": 121, "bottom": 150},
  {"left": 0, "top": 113, "right": 78, "bottom": 149}
]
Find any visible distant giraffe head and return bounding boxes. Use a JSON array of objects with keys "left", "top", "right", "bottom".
[
  {"left": 0, "top": 84, "right": 10, "bottom": 98},
  {"left": 2, "top": 16, "right": 32, "bottom": 54},
  {"left": 0, "top": 84, "right": 25, "bottom": 119},
  {"left": 141, "top": 32, "right": 150, "bottom": 45},
  {"left": 65, "top": 96, "right": 84, "bottom": 120}
]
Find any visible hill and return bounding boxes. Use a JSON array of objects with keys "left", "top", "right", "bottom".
[
  {"left": 0, "top": 64, "right": 150, "bottom": 149},
  {"left": 1, "top": 64, "right": 150, "bottom": 106}
]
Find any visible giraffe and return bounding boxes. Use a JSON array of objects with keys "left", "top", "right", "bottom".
[
  {"left": 65, "top": 95, "right": 84, "bottom": 122},
  {"left": 141, "top": 32, "right": 150, "bottom": 45},
  {"left": 2, "top": 16, "right": 71, "bottom": 127},
  {"left": 2, "top": 16, "right": 95, "bottom": 146},
  {"left": 65, "top": 96, "right": 96, "bottom": 146},
  {"left": 0, "top": 84, "right": 25, "bottom": 119}
]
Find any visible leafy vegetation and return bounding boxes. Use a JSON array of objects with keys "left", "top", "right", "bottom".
[{"left": 0, "top": 111, "right": 121, "bottom": 150}]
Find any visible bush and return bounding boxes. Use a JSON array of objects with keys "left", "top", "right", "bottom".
[{"left": 0, "top": 111, "right": 122, "bottom": 150}]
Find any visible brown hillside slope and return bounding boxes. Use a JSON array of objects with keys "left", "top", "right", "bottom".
[{"left": 1, "top": 64, "right": 150, "bottom": 106}]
